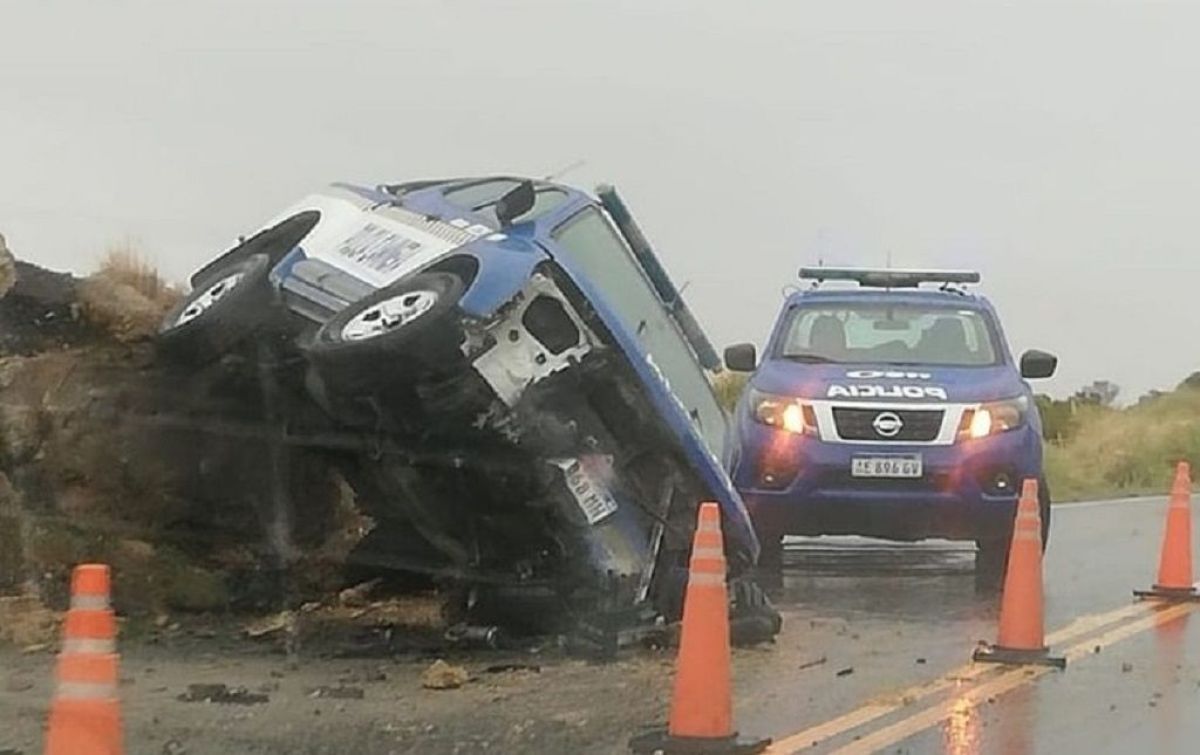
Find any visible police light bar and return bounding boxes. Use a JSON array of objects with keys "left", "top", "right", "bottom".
[{"left": 799, "top": 267, "right": 981, "bottom": 288}]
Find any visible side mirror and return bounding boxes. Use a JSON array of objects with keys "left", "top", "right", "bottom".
[
  {"left": 724, "top": 343, "right": 757, "bottom": 372},
  {"left": 1020, "top": 349, "right": 1057, "bottom": 379},
  {"left": 494, "top": 180, "right": 536, "bottom": 226}
]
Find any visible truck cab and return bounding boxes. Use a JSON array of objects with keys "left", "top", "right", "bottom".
[{"left": 724, "top": 268, "right": 1058, "bottom": 581}]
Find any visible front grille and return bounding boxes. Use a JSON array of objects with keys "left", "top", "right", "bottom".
[{"left": 832, "top": 407, "right": 944, "bottom": 442}]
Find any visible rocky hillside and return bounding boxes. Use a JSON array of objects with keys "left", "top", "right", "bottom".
[{"left": 0, "top": 238, "right": 359, "bottom": 617}]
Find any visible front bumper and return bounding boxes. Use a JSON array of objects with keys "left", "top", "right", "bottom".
[{"left": 732, "top": 423, "right": 1042, "bottom": 542}]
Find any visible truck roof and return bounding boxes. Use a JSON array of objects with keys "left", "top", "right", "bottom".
[{"left": 786, "top": 286, "right": 992, "bottom": 309}]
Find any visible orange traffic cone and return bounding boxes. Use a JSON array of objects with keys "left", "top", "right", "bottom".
[
  {"left": 1135, "top": 462, "right": 1200, "bottom": 601},
  {"left": 44, "top": 564, "right": 123, "bottom": 755},
  {"left": 629, "top": 503, "right": 769, "bottom": 754},
  {"left": 973, "top": 479, "right": 1066, "bottom": 668}
]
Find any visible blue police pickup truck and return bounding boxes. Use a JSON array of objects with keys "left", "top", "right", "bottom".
[{"left": 723, "top": 268, "right": 1058, "bottom": 581}]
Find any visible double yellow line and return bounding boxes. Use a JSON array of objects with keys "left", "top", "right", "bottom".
[{"left": 765, "top": 600, "right": 1194, "bottom": 754}]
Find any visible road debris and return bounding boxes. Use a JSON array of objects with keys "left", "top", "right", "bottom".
[
  {"left": 484, "top": 663, "right": 541, "bottom": 674},
  {"left": 177, "top": 683, "right": 269, "bottom": 705},
  {"left": 338, "top": 580, "right": 381, "bottom": 608},
  {"left": 445, "top": 624, "right": 501, "bottom": 649},
  {"left": 836, "top": 667, "right": 855, "bottom": 677},
  {"left": 244, "top": 611, "right": 295, "bottom": 639},
  {"left": 422, "top": 660, "right": 470, "bottom": 690},
  {"left": 797, "top": 656, "right": 828, "bottom": 671},
  {"left": 1121, "top": 662, "right": 1133, "bottom": 673},
  {"left": 307, "top": 685, "right": 365, "bottom": 700},
  {"left": 162, "top": 740, "right": 188, "bottom": 755}
]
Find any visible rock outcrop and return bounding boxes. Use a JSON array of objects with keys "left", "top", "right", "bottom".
[
  {"left": 0, "top": 233, "right": 14, "bottom": 300},
  {"left": 0, "top": 254, "right": 356, "bottom": 616}
]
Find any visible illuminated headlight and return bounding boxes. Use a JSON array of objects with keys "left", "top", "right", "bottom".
[
  {"left": 958, "top": 396, "right": 1029, "bottom": 440},
  {"left": 749, "top": 388, "right": 818, "bottom": 436}
]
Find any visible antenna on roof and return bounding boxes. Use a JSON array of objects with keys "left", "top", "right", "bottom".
[{"left": 543, "top": 159, "right": 587, "bottom": 182}]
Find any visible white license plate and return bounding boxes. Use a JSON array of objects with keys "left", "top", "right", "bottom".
[
  {"left": 851, "top": 455, "right": 923, "bottom": 479},
  {"left": 552, "top": 458, "right": 619, "bottom": 525}
]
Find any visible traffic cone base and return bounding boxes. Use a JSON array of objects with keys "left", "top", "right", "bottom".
[
  {"left": 629, "top": 729, "right": 770, "bottom": 755},
  {"left": 1133, "top": 585, "right": 1200, "bottom": 601},
  {"left": 972, "top": 644, "right": 1066, "bottom": 669}
]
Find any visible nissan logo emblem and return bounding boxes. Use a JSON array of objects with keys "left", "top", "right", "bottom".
[{"left": 872, "top": 411, "right": 903, "bottom": 437}]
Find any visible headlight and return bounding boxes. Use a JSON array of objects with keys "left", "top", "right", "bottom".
[
  {"left": 958, "top": 396, "right": 1029, "bottom": 440},
  {"left": 748, "top": 388, "right": 818, "bottom": 436}
]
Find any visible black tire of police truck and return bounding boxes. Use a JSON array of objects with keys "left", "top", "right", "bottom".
[
  {"left": 755, "top": 529, "right": 785, "bottom": 573},
  {"left": 974, "top": 479, "right": 1052, "bottom": 588},
  {"left": 157, "top": 253, "right": 277, "bottom": 366},
  {"left": 304, "top": 272, "right": 466, "bottom": 395}
]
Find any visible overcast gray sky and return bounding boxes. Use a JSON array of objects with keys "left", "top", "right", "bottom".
[{"left": 2, "top": 0, "right": 1198, "bottom": 400}]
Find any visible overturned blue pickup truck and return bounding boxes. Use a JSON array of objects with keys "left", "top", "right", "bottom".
[{"left": 159, "top": 176, "right": 779, "bottom": 641}]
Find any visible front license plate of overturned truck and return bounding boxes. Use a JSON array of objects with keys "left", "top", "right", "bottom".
[
  {"left": 553, "top": 457, "right": 620, "bottom": 525},
  {"left": 851, "top": 454, "right": 923, "bottom": 479}
]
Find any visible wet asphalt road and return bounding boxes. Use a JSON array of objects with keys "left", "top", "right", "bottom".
[
  {"left": 3, "top": 495, "right": 1197, "bottom": 755},
  {"left": 741, "top": 495, "right": 1200, "bottom": 754}
]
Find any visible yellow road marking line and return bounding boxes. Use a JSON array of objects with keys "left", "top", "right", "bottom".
[
  {"left": 765, "top": 600, "right": 1150, "bottom": 753},
  {"left": 829, "top": 601, "right": 1196, "bottom": 754}
]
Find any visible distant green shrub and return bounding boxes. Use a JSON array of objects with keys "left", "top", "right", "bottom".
[{"left": 1044, "top": 385, "right": 1200, "bottom": 501}]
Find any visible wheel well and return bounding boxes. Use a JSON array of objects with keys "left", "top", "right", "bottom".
[
  {"left": 424, "top": 255, "right": 480, "bottom": 291},
  {"left": 189, "top": 211, "right": 321, "bottom": 288}
]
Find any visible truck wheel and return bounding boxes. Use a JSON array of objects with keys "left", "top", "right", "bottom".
[
  {"left": 974, "top": 536, "right": 1008, "bottom": 590},
  {"left": 158, "top": 253, "right": 275, "bottom": 365},
  {"left": 1040, "top": 478, "right": 1052, "bottom": 550},
  {"left": 755, "top": 530, "right": 784, "bottom": 573},
  {"left": 305, "top": 272, "right": 466, "bottom": 394},
  {"left": 976, "top": 480, "right": 1052, "bottom": 589},
  {"left": 729, "top": 577, "right": 783, "bottom": 645}
]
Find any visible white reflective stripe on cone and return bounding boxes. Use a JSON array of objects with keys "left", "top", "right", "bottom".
[
  {"left": 69, "top": 596, "right": 111, "bottom": 610},
  {"left": 697, "top": 519, "right": 720, "bottom": 533},
  {"left": 55, "top": 681, "right": 118, "bottom": 701},
  {"left": 62, "top": 639, "right": 116, "bottom": 654},
  {"left": 688, "top": 572, "right": 725, "bottom": 587},
  {"left": 691, "top": 546, "right": 724, "bottom": 559}
]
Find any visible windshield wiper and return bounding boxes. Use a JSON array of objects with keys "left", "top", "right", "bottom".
[{"left": 782, "top": 354, "right": 840, "bottom": 364}]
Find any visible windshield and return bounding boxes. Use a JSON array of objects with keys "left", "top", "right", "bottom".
[{"left": 777, "top": 303, "right": 1000, "bottom": 366}]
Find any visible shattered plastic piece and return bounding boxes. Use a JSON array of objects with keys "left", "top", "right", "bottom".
[
  {"left": 421, "top": 659, "right": 470, "bottom": 690},
  {"left": 484, "top": 663, "right": 541, "bottom": 674},
  {"left": 307, "top": 685, "right": 365, "bottom": 700},
  {"left": 797, "top": 656, "right": 827, "bottom": 671},
  {"left": 177, "top": 683, "right": 268, "bottom": 705}
]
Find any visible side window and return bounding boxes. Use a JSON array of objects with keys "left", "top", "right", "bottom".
[
  {"left": 444, "top": 180, "right": 568, "bottom": 225},
  {"left": 552, "top": 208, "right": 729, "bottom": 456}
]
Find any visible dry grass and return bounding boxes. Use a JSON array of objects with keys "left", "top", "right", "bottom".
[
  {"left": 78, "top": 244, "right": 182, "bottom": 343},
  {"left": 1045, "top": 387, "right": 1200, "bottom": 501},
  {"left": 713, "top": 370, "right": 750, "bottom": 413}
]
